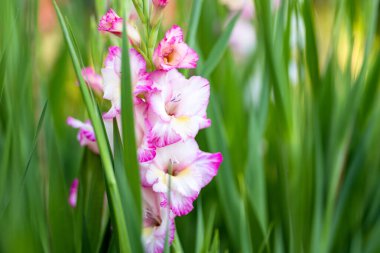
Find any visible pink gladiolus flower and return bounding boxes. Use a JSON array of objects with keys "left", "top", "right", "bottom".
[
  {"left": 103, "top": 102, "right": 156, "bottom": 163},
  {"left": 67, "top": 117, "right": 99, "bottom": 154},
  {"left": 81, "top": 67, "right": 103, "bottom": 93},
  {"left": 146, "top": 69, "right": 211, "bottom": 147},
  {"left": 68, "top": 8, "right": 224, "bottom": 251},
  {"left": 153, "top": 0, "right": 169, "bottom": 8},
  {"left": 153, "top": 25, "right": 198, "bottom": 70},
  {"left": 68, "top": 178, "right": 79, "bottom": 208},
  {"left": 98, "top": 9, "right": 141, "bottom": 45},
  {"left": 102, "top": 46, "right": 150, "bottom": 118},
  {"left": 143, "top": 139, "right": 222, "bottom": 216},
  {"left": 142, "top": 187, "right": 175, "bottom": 253}
]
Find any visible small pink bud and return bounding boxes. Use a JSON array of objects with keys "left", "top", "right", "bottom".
[
  {"left": 98, "top": 9, "right": 141, "bottom": 46},
  {"left": 69, "top": 179, "right": 79, "bottom": 208},
  {"left": 152, "top": 0, "right": 169, "bottom": 8},
  {"left": 98, "top": 9, "right": 123, "bottom": 36},
  {"left": 81, "top": 67, "right": 103, "bottom": 93}
]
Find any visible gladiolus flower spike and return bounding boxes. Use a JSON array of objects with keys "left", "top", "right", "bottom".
[{"left": 67, "top": 8, "right": 222, "bottom": 253}]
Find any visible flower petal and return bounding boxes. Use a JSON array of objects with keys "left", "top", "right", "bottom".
[
  {"left": 153, "top": 25, "right": 198, "bottom": 70},
  {"left": 68, "top": 178, "right": 79, "bottom": 208},
  {"left": 142, "top": 187, "right": 176, "bottom": 253},
  {"left": 144, "top": 139, "right": 222, "bottom": 216},
  {"left": 81, "top": 67, "right": 103, "bottom": 93},
  {"left": 98, "top": 9, "right": 123, "bottom": 36},
  {"left": 146, "top": 70, "right": 211, "bottom": 146},
  {"left": 67, "top": 117, "right": 99, "bottom": 154}
]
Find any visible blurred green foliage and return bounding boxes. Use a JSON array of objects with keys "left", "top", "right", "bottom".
[{"left": 1, "top": 0, "right": 380, "bottom": 252}]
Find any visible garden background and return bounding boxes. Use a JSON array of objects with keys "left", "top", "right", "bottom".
[{"left": 1, "top": 0, "right": 380, "bottom": 252}]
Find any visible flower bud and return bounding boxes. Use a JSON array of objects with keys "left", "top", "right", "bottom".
[
  {"left": 152, "top": 0, "right": 169, "bottom": 8},
  {"left": 98, "top": 9, "right": 141, "bottom": 46}
]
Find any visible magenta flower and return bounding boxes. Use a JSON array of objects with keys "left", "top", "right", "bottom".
[
  {"left": 152, "top": 0, "right": 169, "bottom": 8},
  {"left": 67, "top": 117, "right": 99, "bottom": 154},
  {"left": 68, "top": 178, "right": 79, "bottom": 208},
  {"left": 146, "top": 69, "right": 211, "bottom": 147},
  {"left": 98, "top": 9, "right": 141, "bottom": 45},
  {"left": 98, "top": 9, "right": 123, "bottom": 36},
  {"left": 81, "top": 67, "right": 103, "bottom": 93},
  {"left": 153, "top": 25, "right": 198, "bottom": 70},
  {"left": 143, "top": 139, "right": 222, "bottom": 216},
  {"left": 142, "top": 187, "right": 175, "bottom": 253}
]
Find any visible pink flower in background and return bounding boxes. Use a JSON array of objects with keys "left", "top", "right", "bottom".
[
  {"left": 273, "top": 0, "right": 281, "bottom": 10},
  {"left": 153, "top": 0, "right": 169, "bottom": 8},
  {"left": 67, "top": 117, "right": 99, "bottom": 154},
  {"left": 98, "top": 9, "right": 141, "bottom": 45},
  {"left": 68, "top": 178, "right": 79, "bottom": 208},
  {"left": 81, "top": 67, "right": 103, "bottom": 93},
  {"left": 143, "top": 139, "right": 222, "bottom": 216},
  {"left": 219, "top": 0, "right": 251, "bottom": 13},
  {"left": 142, "top": 187, "right": 175, "bottom": 253},
  {"left": 146, "top": 69, "right": 211, "bottom": 147},
  {"left": 153, "top": 25, "right": 198, "bottom": 70},
  {"left": 224, "top": 0, "right": 281, "bottom": 60},
  {"left": 229, "top": 18, "right": 257, "bottom": 58}
]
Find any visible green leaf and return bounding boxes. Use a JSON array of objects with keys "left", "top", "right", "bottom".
[
  {"left": 198, "top": 12, "right": 240, "bottom": 78},
  {"left": 0, "top": 100, "right": 48, "bottom": 217},
  {"left": 172, "top": 230, "right": 184, "bottom": 253},
  {"left": 121, "top": 9, "right": 142, "bottom": 224},
  {"left": 195, "top": 200, "right": 204, "bottom": 253},
  {"left": 113, "top": 119, "right": 143, "bottom": 253},
  {"left": 53, "top": 2, "right": 131, "bottom": 252},
  {"left": 186, "top": 0, "right": 204, "bottom": 49}
]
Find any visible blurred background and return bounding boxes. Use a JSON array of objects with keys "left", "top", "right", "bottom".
[{"left": 1, "top": 0, "right": 380, "bottom": 252}]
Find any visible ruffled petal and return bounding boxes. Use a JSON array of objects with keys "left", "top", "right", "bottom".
[
  {"left": 98, "top": 9, "right": 141, "bottom": 45},
  {"left": 98, "top": 9, "right": 123, "bottom": 36},
  {"left": 173, "top": 75, "right": 210, "bottom": 118},
  {"left": 144, "top": 139, "right": 222, "bottom": 216},
  {"left": 146, "top": 70, "right": 211, "bottom": 146},
  {"left": 153, "top": 25, "right": 198, "bottom": 70},
  {"left": 81, "top": 67, "right": 103, "bottom": 93},
  {"left": 163, "top": 25, "right": 183, "bottom": 44}
]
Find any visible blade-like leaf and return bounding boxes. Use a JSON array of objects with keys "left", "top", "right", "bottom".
[
  {"left": 53, "top": 2, "right": 131, "bottom": 252},
  {"left": 0, "top": 100, "right": 48, "bottom": 217},
  {"left": 120, "top": 9, "right": 142, "bottom": 223},
  {"left": 198, "top": 12, "right": 240, "bottom": 78}
]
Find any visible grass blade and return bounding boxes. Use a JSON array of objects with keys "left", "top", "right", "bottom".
[{"left": 0, "top": 100, "right": 47, "bottom": 217}]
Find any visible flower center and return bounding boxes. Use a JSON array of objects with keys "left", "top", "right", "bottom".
[
  {"left": 144, "top": 209, "right": 162, "bottom": 227},
  {"left": 167, "top": 159, "right": 179, "bottom": 176},
  {"left": 165, "top": 93, "right": 181, "bottom": 116},
  {"left": 163, "top": 48, "right": 178, "bottom": 65}
]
